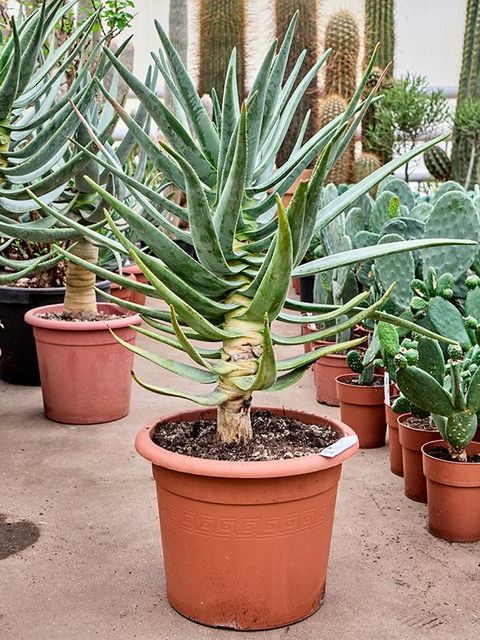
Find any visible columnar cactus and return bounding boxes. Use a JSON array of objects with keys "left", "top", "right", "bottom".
[
  {"left": 198, "top": 0, "right": 246, "bottom": 101},
  {"left": 275, "top": 0, "right": 320, "bottom": 166},
  {"left": 364, "top": 0, "right": 395, "bottom": 76},
  {"left": 395, "top": 339, "right": 480, "bottom": 461},
  {"left": 353, "top": 152, "right": 381, "bottom": 184},
  {"left": 324, "top": 10, "right": 360, "bottom": 100},
  {"left": 318, "top": 94, "right": 352, "bottom": 184},
  {"left": 424, "top": 146, "right": 452, "bottom": 181},
  {"left": 451, "top": 0, "right": 480, "bottom": 186}
]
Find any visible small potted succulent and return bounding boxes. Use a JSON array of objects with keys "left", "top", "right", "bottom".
[
  {"left": 56, "top": 15, "right": 473, "bottom": 629},
  {"left": 395, "top": 337, "right": 480, "bottom": 541},
  {"left": 336, "top": 321, "right": 397, "bottom": 448}
]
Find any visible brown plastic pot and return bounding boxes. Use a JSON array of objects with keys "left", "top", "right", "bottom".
[
  {"left": 314, "top": 351, "right": 350, "bottom": 406},
  {"left": 422, "top": 440, "right": 480, "bottom": 542},
  {"left": 336, "top": 374, "right": 391, "bottom": 448},
  {"left": 282, "top": 169, "right": 312, "bottom": 207},
  {"left": 398, "top": 414, "right": 439, "bottom": 503},
  {"left": 110, "top": 273, "right": 137, "bottom": 302},
  {"left": 25, "top": 303, "right": 141, "bottom": 424},
  {"left": 123, "top": 264, "right": 147, "bottom": 305},
  {"left": 385, "top": 396, "right": 403, "bottom": 476},
  {"left": 135, "top": 406, "right": 358, "bottom": 630},
  {"left": 292, "top": 277, "right": 300, "bottom": 295}
]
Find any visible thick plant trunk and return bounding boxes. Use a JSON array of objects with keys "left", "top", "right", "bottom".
[
  {"left": 63, "top": 238, "right": 98, "bottom": 314},
  {"left": 217, "top": 397, "right": 253, "bottom": 443},
  {"left": 216, "top": 294, "right": 263, "bottom": 443}
]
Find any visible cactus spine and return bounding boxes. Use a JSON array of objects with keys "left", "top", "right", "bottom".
[
  {"left": 451, "top": 0, "right": 480, "bottom": 187},
  {"left": 363, "top": 1, "right": 395, "bottom": 162},
  {"left": 364, "top": 0, "right": 395, "bottom": 74},
  {"left": 353, "top": 152, "right": 381, "bottom": 184},
  {"left": 424, "top": 146, "right": 452, "bottom": 181},
  {"left": 198, "top": 0, "right": 246, "bottom": 101},
  {"left": 275, "top": 0, "right": 320, "bottom": 166},
  {"left": 319, "top": 95, "right": 352, "bottom": 184},
  {"left": 324, "top": 11, "right": 360, "bottom": 100}
]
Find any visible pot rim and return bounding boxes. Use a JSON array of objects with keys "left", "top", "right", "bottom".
[
  {"left": 397, "top": 412, "right": 437, "bottom": 433},
  {"left": 135, "top": 406, "right": 359, "bottom": 479},
  {"left": 335, "top": 373, "right": 386, "bottom": 389},
  {"left": 24, "top": 302, "right": 141, "bottom": 331},
  {"left": 422, "top": 439, "right": 480, "bottom": 465}
]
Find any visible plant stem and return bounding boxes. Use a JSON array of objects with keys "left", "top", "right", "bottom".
[
  {"left": 63, "top": 237, "right": 98, "bottom": 314},
  {"left": 464, "top": 142, "right": 476, "bottom": 189},
  {"left": 216, "top": 293, "right": 263, "bottom": 443}
]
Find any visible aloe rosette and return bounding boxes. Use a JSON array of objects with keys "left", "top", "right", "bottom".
[{"left": 48, "top": 15, "right": 475, "bottom": 442}]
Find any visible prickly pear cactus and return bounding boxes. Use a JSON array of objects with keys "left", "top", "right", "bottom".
[
  {"left": 380, "top": 217, "right": 425, "bottom": 241},
  {"left": 374, "top": 233, "right": 415, "bottom": 310},
  {"left": 378, "top": 177, "right": 415, "bottom": 210},
  {"left": 369, "top": 190, "right": 400, "bottom": 233},
  {"left": 424, "top": 146, "right": 452, "bottom": 181},
  {"left": 409, "top": 202, "right": 433, "bottom": 222},
  {"left": 422, "top": 191, "right": 480, "bottom": 281},
  {"left": 430, "top": 180, "right": 465, "bottom": 206},
  {"left": 324, "top": 10, "right": 360, "bottom": 100},
  {"left": 345, "top": 207, "right": 367, "bottom": 244}
]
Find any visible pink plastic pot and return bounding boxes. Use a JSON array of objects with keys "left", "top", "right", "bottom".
[
  {"left": 25, "top": 303, "right": 141, "bottom": 424},
  {"left": 123, "top": 264, "right": 148, "bottom": 305}
]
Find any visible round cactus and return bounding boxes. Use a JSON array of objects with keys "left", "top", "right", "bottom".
[
  {"left": 424, "top": 146, "right": 452, "bottom": 181},
  {"left": 318, "top": 94, "right": 352, "bottom": 184},
  {"left": 324, "top": 10, "right": 360, "bottom": 100},
  {"left": 347, "top": 350, "right": 364, "bottom": 373}
]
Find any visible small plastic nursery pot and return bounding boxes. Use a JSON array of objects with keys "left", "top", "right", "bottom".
[
  {"left": 110, "top": 273, "right": 137, "bottom": 302},
  {"left": 24, "top": 303, "right": 141, "bottom": 424},
  {"left": 292, "top": 276, "right": 301, "bottom": 295},
  {"left": 385, "top": 395, "right": 403, "bottom": 476},
  {"left": 314, "top": 349, "right": 351, "bottom": 407},
  {"left": 122, "top": 264, "right": 147, "bottom": 305},
  {"left": 135, "top": 406, "right": 358, "bottom": 631},
  {"left": 0, "top": 280, "right": 110, "bottom": 386},
  {"left": 398, "top": 414, "right": 439, "bottom": 503},
  {"left": 336, "top": 374, "right": 392, "bottom": 449},
  {"left": 422, "top": 440, "right": 480, "bottom": 542},
  {"left": 282, "top": 169, "right": 312, "bottom": 207}
]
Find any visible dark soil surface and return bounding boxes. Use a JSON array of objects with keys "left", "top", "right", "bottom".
[
  {"left": 151, "top": 409, "right": 340, "bottom": 461},
  {"left": 37, "top": 311, "right": 124, "bottom": 322},
  {"left": 341, "top": 375, "right": 384, "bottom": 387},
  {"left": 428, "top": 446, "right": 480, "bottom": 463},
  {"left": 402, "top": 415, "right": 435, "bottom": 430}
]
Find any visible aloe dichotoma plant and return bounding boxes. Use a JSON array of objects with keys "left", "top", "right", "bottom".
[
  {"left": 0, "top": 1, "right": 150, "bottom": 314},
  {"left": 49, "top": 14, "right": 474, "bottom": 442}
]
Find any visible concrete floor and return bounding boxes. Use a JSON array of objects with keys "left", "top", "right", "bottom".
[{"left": 1, "top": 307, "right": 479, "bottom": 640}]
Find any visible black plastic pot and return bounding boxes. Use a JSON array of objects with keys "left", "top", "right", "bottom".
[
  {"left": 0, "top": 280, "right": 110, "bottom": 386},
  {"left": 299, "top": 275, "right": 315, "bottom": 303}
]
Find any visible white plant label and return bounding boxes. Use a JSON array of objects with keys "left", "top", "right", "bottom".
[
  {"left": 384, "top": 371, "right": 390, "bottom": 405},
  {"left": 320, "top": 435, "right": 358, "bottom": 458}
]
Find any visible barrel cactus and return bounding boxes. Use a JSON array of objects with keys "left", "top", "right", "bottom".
[
  {"left": 353, "top": 152, "right": 381, "bottom": 184},
  {"left": 424, "top": 146, "right": 452, "bottom": 181},
  {"left": 50, "top": 15, "right": 472, "bottom": 443},
  {"left": 318, "top": 94, "right": 352, "bottom": 184}
]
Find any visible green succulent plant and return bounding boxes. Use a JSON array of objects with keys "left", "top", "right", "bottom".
[
  {"left": 395, "top": 337, "right": 480, "bottom": 461},
  {"left": 0, "top": 1, "right": 151, "bottom": 313},
  {"left": 347, "top": 320, "right": 398, "bottom": 385},
  {"left": 49, "top": 14, "right": 474, "bottom": 443}
]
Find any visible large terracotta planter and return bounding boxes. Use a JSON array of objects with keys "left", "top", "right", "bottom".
[
  {"left": 25, "top": 303, "right": 141, "bottom": 424},
  {"left": 314, "top": 352, "right": 350, "bottom": 406},
  {"left": 0, "top": 280, "right": 110, "bottom": 385},
  {"left": 135, "top": 406, "right": 358, "bottom": 630},
  {"left": 336, "top": 374, "right": 391, "bottom": 448},
  {"left": 422, "top": 440, "right": 480, "bottom": 542},
  {"left": 385, "top": 395, "right": 403, "bottom": 476},
  {"left": 398, "top": 414, "right": 439, "bottom": 503},
  {"left": 122, "top": 264, "right": 147, "bottom": 305}
]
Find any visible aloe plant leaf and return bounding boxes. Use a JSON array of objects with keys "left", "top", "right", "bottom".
[
  {"left": 159, "top": 141, "right": 231, "bottom": 275},
  {"left": 278, "top": 291, "right": 370, "bottom": 324},
  {"left": 277, "top": 337, "right": 365, "bottom": 371},
  {"left": 131, "top": 373, "right": 230, "bottom": 406},
  {"left": 130, "top": 325, "right": 222, "bottom": 359},
  {"left": 214, "top": 105, "right": 247, "bottom": 257},
  {"left": 293, "top": 238, "right": 476, "bottom": 277},
  {"left": 242, "top": 196, "right": 292, "bottom": 321},
  {"left": 217, "top": 49, "right": 240, "bottom": 183},
  {"left": 265, "top": 365, "right": 311, "bottom": 392},
  {"left": 111, "top": 330, "right": 217, "bottom": 384},
  {"left": 154, "top": 19, "right": 219, "bottom": 166},
  {"left": 169, "top": 306, "right": 217, "bottom": 371},
  {"left": 0, "top": 20, "right": 21, "bottom": 120}
]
